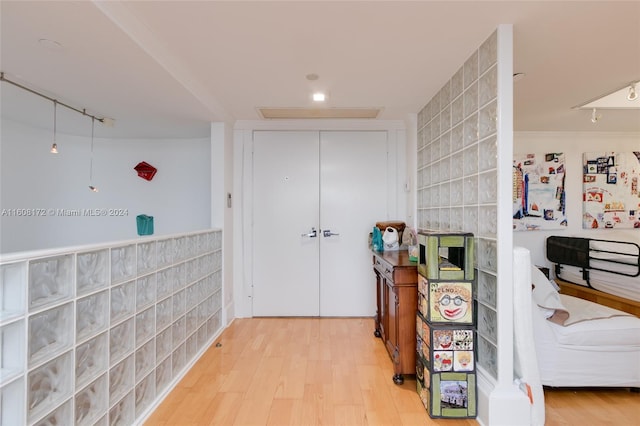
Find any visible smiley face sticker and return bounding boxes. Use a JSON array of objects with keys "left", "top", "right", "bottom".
[{"left": 429, "top": 282, "right": 473, "bottom": 323}]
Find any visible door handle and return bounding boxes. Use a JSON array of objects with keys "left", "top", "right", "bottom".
[
  {"left": 301, "top": 227, "right": 317, "bottom": 238},
  {"left": 323, "top": 229, "right": 340, "bottom": 237}
]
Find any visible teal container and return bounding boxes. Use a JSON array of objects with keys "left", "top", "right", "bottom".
[{"left": 136, "top": 214, "right": 154, "bottom": 236}]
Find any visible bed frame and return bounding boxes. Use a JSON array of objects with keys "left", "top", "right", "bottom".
[
  {"left": 546, "top": 235, "right": 640, "bottom": 317},
  {"left": 554, "top": 279, "right": 640, "bottom": 317}
]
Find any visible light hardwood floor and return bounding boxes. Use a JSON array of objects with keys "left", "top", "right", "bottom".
[{"left": 145, "top": 318, "right": 639, "bottom": 426}]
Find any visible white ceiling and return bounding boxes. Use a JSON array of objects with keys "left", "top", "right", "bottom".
[{"left": 1, "top": 1, "right": 639, "bottom": 139}]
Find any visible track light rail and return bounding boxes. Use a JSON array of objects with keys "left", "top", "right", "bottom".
[{"left": 0, "top": 71, "right": 107, "bottom": 124}]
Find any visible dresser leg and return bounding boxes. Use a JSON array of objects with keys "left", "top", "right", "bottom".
[
  {"left": 393, "top": 374, "right": 404, "bottom": 385},
  {"left": 374, "top": 329, "right": 381, "bottom": 338}
]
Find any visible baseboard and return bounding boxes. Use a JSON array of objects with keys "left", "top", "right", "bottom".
[
  {"left": 477, "top": 368, "right": 532, "bottom": 426},
  {"left": 134, "top": 322, "right": 229, "bottom": 425}
]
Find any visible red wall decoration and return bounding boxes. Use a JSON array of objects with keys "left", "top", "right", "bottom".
[{"left": 134, "top": 161, "right": 157, "bottom": 181}]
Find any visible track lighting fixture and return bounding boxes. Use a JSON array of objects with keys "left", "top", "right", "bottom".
[
  {"left": 50, "top": 101, "right": 58, "bottom": 154},
  {"left": 574, "top": 80, "right": 640, "bottom": 111},
  {"left": 628, "top": 84, "right": 638, "bottom": 101},
  {"left": 591, "top": 108, "right": 601, "bottom": 123},
  {"left": 0, "top": 72, "right": 113, "bottom": 154},
  {"left": 1, "top": 72, "right": 111, "bottom": 193}
]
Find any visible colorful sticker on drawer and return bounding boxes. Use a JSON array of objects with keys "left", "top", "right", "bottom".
[
  {"left": 433, "top": 328, "right": 454, "bottom": 351},
  {"left": 416, "top": 354, "right": 426, "bottom": 386},
  {"left": 423, "top": 340, "right": 430, "bottom": 363},
  {"left": 428, "top": 282, "right": 473, "bottom": 324},
  {"left": 453, "top": 329, "right": 474, "bottom": 351},
  {"left": 418, "top": 275, "right": 428, "bottom": 296},
  {"left": 416, "top": 335, "right": 423, "bottom": 355},
  {"left": 433, "top": 351, "right": 453, "bottom": 372},
  {"left": 417, "top": 379, "right": 431, "bottom": 413},
  {"left": 418, "top": 293, "right": 428, "bottom": 317},
  {"left": 416, "top": 316, "right": 423, "bottom": 339},
  {"left": 454, "top": 351, "right": 474, "bottom": 372},
  {"left": 423, "top": 321, "right": 431, "bottom": 345}
]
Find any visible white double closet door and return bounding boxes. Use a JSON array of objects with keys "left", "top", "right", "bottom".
[{"left": 252, "top": 130, "right": 388, "bottom": 316}]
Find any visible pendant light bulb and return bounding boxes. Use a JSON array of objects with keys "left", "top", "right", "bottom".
[
  {"left": 590, "top": 108, "right": 601, "bottom": 123},
  {"left": 627, "top": 84, "right": 638, "bottom": 101},
  {"left": 89, "top": 185, "right": 98, "bottom": 192},
  {"left": 50, "top": 143, "right": 58, "bottom": 154}
]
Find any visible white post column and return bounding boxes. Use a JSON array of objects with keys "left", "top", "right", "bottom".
[
  {"left": 211, "top": 121, "right": 235, "bottom": 324},
  {"left": 478, "top": 23, "right": 531, "bottom": 426}
]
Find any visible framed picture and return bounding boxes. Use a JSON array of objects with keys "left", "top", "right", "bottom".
[
  {"left": 583, "top": 152, "right": 640, "bottom": 229},
  {"left": 513, "top": 152, "right": 567, "bottom": 231}
]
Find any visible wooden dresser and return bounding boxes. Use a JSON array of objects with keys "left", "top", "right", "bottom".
[{"left": 372, "top": 250, "right": 418, "bottom": 384}]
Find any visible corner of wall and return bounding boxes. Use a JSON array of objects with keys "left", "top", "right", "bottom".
[{"left": 477, "top": 372, "right": 531, "bottom": 426}]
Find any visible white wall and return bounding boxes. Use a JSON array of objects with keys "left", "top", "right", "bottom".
[
  {"left": 405, "top": 113, "right": 418, "bottom": 229},
  {"left": 513, "top": 131, "right": 640, "bottom": 269},
  {"left": 1, "top": 119, "right": 212, "bottom": 253}
]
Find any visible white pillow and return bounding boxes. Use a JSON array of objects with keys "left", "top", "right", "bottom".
[{"left": 531, "top": 266, "right": 569, "bottom": 325}]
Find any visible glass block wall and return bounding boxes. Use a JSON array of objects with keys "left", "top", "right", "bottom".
[
  {"left": 416, "top": 30, "right": 500, "bottom": 379},
  {"left": 0, "top": 229, "right": 223, "bottom": 426}
]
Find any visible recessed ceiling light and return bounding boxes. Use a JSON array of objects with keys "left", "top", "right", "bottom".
[
  {"left": 38, "top": 38, "right": 63, "bottom": 50},
  {"left": 513, "top": 72, "right": 526, "bottom": 82},
  {"left": 306, "top": 73, "right": 319, "bottom": 81},
  {"left": 312, "top": 92, "right": 326, "bottom": 102}
]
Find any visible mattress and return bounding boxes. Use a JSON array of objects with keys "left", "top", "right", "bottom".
[
  {"left": 551, "top": 295, "right": 640, "bottom": 345},
  {"left": 532, "top": 295, "right": 640, "bottom": 387}
]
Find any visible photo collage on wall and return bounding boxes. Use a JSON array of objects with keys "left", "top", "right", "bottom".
[
  {"left": 513, "top": 153, "right": 567, "bottom": 231},
  {"left": 583, "top": 152, "right": 640, "bottom": 229}
]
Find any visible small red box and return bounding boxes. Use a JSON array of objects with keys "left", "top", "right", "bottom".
[{"left": 134, "top": 161, "right": 157, "bottom": 181}]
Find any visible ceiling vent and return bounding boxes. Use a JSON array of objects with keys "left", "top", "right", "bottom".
[{"left": 258, "top": 107, "right": 381, "bottom": 119}]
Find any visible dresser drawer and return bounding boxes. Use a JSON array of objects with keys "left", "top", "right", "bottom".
[{"left": 374, "top": 256, "right": 395, "bottom": 282}]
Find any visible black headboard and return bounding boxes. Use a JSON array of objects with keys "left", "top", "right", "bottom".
[
  {"left": 546, "top": 236, "right": 640, "bottom": 286},
  {"left": 546, "top": 236, "right": 590, "bottom": 269}
]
